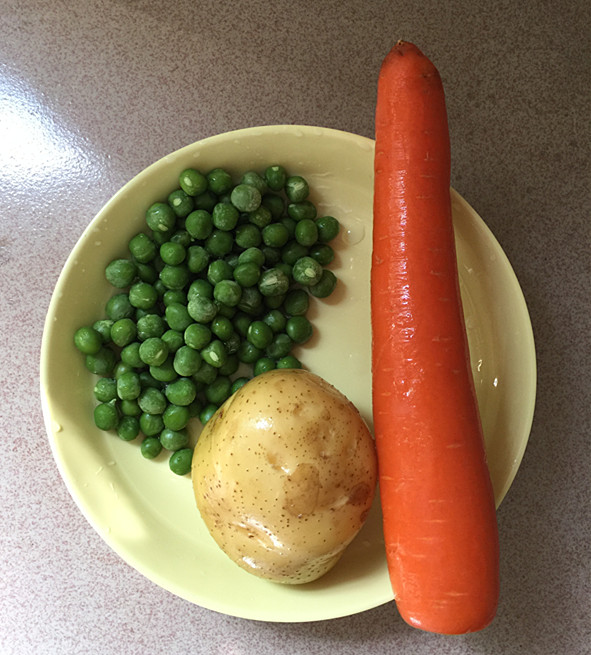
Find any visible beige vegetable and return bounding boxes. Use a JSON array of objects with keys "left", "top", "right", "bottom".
[{"left": 191, "top": 369, "right": 377, "bottom": 584}]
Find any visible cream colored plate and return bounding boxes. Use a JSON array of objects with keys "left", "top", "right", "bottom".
[{"left": 40, "top": 125, "right": 536, "bottom": 622}]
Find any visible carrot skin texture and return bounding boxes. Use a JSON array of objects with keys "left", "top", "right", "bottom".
[{"left": 371, "top": 41, "right": 499, "bottom": 635}]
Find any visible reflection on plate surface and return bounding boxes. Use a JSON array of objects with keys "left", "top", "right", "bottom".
[{"left": 40, "top": 125, "right": 536, "bottom": 622}]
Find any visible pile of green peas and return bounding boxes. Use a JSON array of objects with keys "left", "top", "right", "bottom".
[{"left": 73, "top": 164, "right": 340, "bottom": 476}]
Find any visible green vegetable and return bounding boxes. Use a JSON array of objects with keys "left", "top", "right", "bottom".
[
  {"left": 169, "top": 448, "right": 193, "bottom": 475},
  {"left": 74, "top": 326, "right": 103, "bottom": 355},
  {"left": 75, "top": 164, "right": 342, "bottom": 476}
]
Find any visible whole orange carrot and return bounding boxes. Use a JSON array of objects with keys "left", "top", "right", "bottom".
[{"left": 371, "top": 41, "right": 499, "bottom": 634}]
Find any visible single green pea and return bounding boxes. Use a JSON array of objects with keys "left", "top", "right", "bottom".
[
  {"left": 74, "top": 326, "right": 103, "bottom": 355},
  {"left": 136, "top": 262, "right": 158, "bottom": 284},
  {"left": 237, "top": 286, "right": 264, "bottom": 315},
  {"left": 205, "top": 229, "right": 234, "bottom": 257},
  {"left": 186, "top": 245, "right": 210, "bottom": 274},
  {"left": 171, "top": 229, "right": 192, "bottom": 248},
  {"left": 235, "top": 224, "right": 262, "bottom": 249},
  {"left": 187, "top": 278, "right": 214, "bottom": 301},
  {"left": 185, "top": 209, "right": 213, "bottom": 240},
  {"left": 213, "top": 280, "right": 242, "bottom": 307},
  {"left": 165, "top": 377, "right": 197, "bottom": 406},
  {"left": 309, "top": 269, "right": 338, "bottom": 298},
  {"left": 162, "top": 403, "right": 191, "bottom": 431},
  {"left": 129, "top": 233, "right": 157, "bottom": 263},
  {"left": 159, "top": 264, "right": 190, "bottom": 290},
  {"left": 162, "top": 290, "right": 186, "bottom": 307},
  {"left": 247, "top": 205, "right": 272, "bottom": 229},
  {"left": 193, "top": 190, "right": 217, "bottom": 212},
  {"left": 167, "top": 188, "right": 194, "bottom": 218},
  {"left": 146, "top": 202, "right": 176, "bottom": 233},
  {"left": 281, "top": 241, "right": 309, "bottom": 266},
  {"left": 237, "top": 340, "right": 262, "bottom": 364},
  {"left": 188, "top": 295, "right": 217, "bottom": 324},
  {"left": 241, "top": 171, "right": 267, "bottom": 194},
  {"left": 283, "top": 289, "right": 310, "bottom": 316},
  {"left": 120, "top": 341, "right": 143, "bottom": 367},
  {"left": 262, "top": 223, "right": 290, "bottom": 248},
  {"left": 117, "top": 415, "right": 140, "bottom": 441},
  {"left": 316, "top": 215, "right": 340, "bottom": 242},
  {"left": 149, "top": 356, "right": 178, "bottom": 383},
  {"left": 292, "top": 256, "right": 323, "bottom": 286},
  {"left": 276, "top": 355, "right": 302, "bottom": 369},
  {"left": 117, "top": 371, "right": 142, "bottom": 401},
  {"left": 261, "top": 193, "right": 285, "bottom": 218},
  {"left": 169, "top": 448, "right": 193, "bottom": 475},
  {"left": 201, "top": 340, "right": 228, "bottom": 368},
  {"left": 262, "top": 309, "right": 287, "bottom": 333},
  {"left": 94, "top": 378, "right": 117, "bottom": 403},
  {"left": 105, "top": 258, "right": 138, "bottom": 288},
  {"left": 266, "top": 333, "right": 293, "bottom": 359},
  {"left": 139, "top": 412, "right": 165, "bottom": 437},
  {"left": 159, "top": 241, "right": 186, "bottom": 266},
  {"left": 179, "top": 168, "right": 208, "bottom": 197},
  {"left": 233, "top": 262, "right": 260, "bottom": 287},
  {"left": 294, "top": 218, "right": 319, "bottom": 247},
  {"left": 211, "top": 316, "right": 234, "bottom": 341},
  {"left": 212, "top": 202, "right": 239, "bottom": 231},
  {"left": 105, "top": 293, "right": 134, "bottom": 321},
  {"left": 173, "top": 345, "right": 202, "bottom": 376},
  {"left": 113, "top": 361, "right": 134, "bottom": 379},
  {"left": 138, "top": 387, "right": 168, "bottom": 415},
  {"left": 207, "top": 259, "right": 233, "bottom": 285},
  {"left": 231, "top": 377, "right": 250, "bottom": 394},
  {"left": 231, "top": 183, "right": 261, "bottom": 212},
  {"left": 254, "top": 357, "right": 276, "bottom": 376},
  {"left": 308, "top": 244, "right": 334, "bottom": 266},
  {"left": 94, "top": 402, "right": 119, "bottom": 431},
  {"left": 247, "top": 320, "right": 273, "bottom": 350},
  {"left": 184, "top": 322, "right": 212, "bottom": 349},
  {"left": 199, "top": 403, "right": 218, "bottom": 425},
  {"left": 160, "top": 427, "right": 189, "bottom": 451},
  {"left": 85, "top": 348, "right": 117, "bottom": 376},
  {"left": 258, "top": 268, "right": 290, "bottom": 297},
  {"left": 110, "top": 318, "right": 137, "bottom": 347},
  {"left": 286, "top": 315, "right": 313, "bottom": 344},
  {"left": 136, "top": 313, "right": 166, "bottom": 340},
  {"left": 205, "top": 375, "right": 232, "bottom": 406},
  {"left": 128, "top": 282, "right": 158, "bottom": 310},
  {"left": 141, "top": 435, "right": 163, "bottom": 459},
  {"left": 138, "top": 337, "right": 169, "bottom": 367},
  {"left": 92, "top": 319, "right": 114, "bottom": 344},
  {"left": 192, "top": 361, "right": 218, "bottom": 385},
  {"left": 164, "top": 303, "right": 193, "bottom": 332},
  {"left": 287, "top": 200, "right": 317, "bottom": 221},
  {"left": 238, "top": 247, "right": 265, "bottom": 267},
  {"left": 285, "top": 175, "right": 309, "bottom": 202},
  {"left": 264, "top": 164, "right": 288, "bottom": 191},
  {"left": 120, "top": 398, "right": 142, "bottom": 417},
  {"left": 206, "top": 168, "right": 233, "bottom": 195}
]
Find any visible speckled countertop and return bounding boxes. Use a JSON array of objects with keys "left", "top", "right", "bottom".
[{"left": 2, "top": 1, "right": 589, "bottom": 654}]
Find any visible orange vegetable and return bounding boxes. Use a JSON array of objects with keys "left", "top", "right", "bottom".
[{"left": 371, "top": 41, "right": 500, "bottom": 634}]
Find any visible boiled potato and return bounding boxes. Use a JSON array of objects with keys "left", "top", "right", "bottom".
[{"left": 191, "top": 369, "right": 377, "bottom": 584}]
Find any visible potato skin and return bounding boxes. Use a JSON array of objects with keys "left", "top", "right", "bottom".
[{"left": 191, "top": 369, "right": 377, "bottom": 584}]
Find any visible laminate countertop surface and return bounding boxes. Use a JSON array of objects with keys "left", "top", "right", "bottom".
[{"left": 1, "top": 1, "right": 589, "bottom": 654}]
